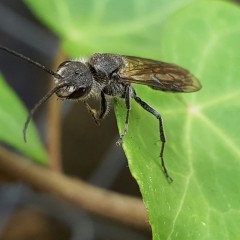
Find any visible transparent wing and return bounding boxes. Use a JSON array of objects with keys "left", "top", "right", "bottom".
[{"left": 119, "top": 56, "right": 202, "bottom": 92}]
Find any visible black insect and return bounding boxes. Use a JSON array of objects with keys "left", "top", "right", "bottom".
[{"left": 0, "top": 45, "right": 202, "bottom": 182}]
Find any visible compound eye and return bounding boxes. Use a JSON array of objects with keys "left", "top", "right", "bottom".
[{"left": 67, "top": 87, "right": 88, "bottom": 99}]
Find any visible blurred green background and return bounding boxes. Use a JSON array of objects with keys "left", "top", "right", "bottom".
[{"left": 0, "top": 0, "right": 240, "bottom": 239}]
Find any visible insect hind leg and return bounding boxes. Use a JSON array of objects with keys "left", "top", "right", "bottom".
[
  {"left": 133, "top": 95, "right": 173, "bottom": 183},
  {"left": 116, "top": 85, "right": 131, "bottom": 146}
]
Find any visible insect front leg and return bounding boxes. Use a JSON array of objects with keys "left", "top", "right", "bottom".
[
  {"left": 116, "top": 85, "right": 131, "bottom": 146},
  {"left": 133, "top": 94, "right": 173, "bottom": 183},
  {"left": 84, "top": 91, "right": 108, "bottom": 125}
]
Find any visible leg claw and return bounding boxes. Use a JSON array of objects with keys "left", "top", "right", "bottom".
[{"left": 116, "top": 138, "right": 123, "bottom": 146}]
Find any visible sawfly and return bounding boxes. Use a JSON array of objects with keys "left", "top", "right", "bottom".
[{"left": 0, "top": 45, "right": 202, "bottom": 182}]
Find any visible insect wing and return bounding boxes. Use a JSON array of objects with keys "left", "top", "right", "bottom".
[{"left": 119, "top": 56, "right": 201, "bottom": 92}]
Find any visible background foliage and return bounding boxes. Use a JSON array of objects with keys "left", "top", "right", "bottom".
[
  {"left": 0, "top": 0, "right": 239, "bottom": 239},
  {"left": 0, "top": 74, "right": 47, "bottom": 163}
]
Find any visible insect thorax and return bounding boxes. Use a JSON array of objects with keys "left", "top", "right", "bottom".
[
  {"left": 87, "top": 53, "right": 127, "bottom": 98},
  {"left": 89, "top": 53, "right": 124, "bottom": 80}
]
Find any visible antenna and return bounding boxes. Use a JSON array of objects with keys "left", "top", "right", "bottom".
[
  {"left": 23, "top": 83, "right": 68, "bottom": 142},
  {"left": 0, "top": 44, "right": 66, "bottom": 141},
  {"left": 0, "top": 45, "right": 62, "bottom": 79}
]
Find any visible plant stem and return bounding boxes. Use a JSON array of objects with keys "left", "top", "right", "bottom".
[{"left": 0, "top": 146, "right": 149, "bottom": 230}]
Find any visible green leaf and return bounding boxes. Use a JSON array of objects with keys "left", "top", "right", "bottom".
[
  {"left": 116, "top": 1, "right": 240, "bottom": 239},
  {"left": 24, "top": 0, "right": 197, "bottom": 58},
  {"left": 0, "top": 74, "right": 47, "bottom": 164},
  {"left": 24, "top": 0, "right": 240, "bottom": 239}
]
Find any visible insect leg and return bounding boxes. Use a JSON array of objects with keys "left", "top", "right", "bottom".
[
  {"left": 84, "top": 91, "right": 108, "bottom": 125},
  {"left": 98, "top": 91, "right": 108, "bottom": 119},
  {"left": 116, "top": 85, "right": 131, "bottom": 146},
  {"left": 133, "top": 94, "right": 173, "bottom": 183}
]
